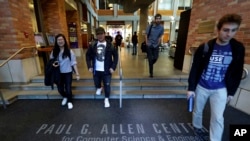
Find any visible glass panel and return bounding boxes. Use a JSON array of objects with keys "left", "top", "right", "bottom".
[
  {"left": 118, "top": 4, "right": 123, "bottom": 10},
  {"left": 99, "top": 0, "right": 106, "bottom": 9},
  {"left": 178, "top": 0, "right": 192, "bottom": 10},
  {"left": 99, "top": 0, "right": 115, "bottom": 10},
  {"left": 158, "top": 0, "right": 172, "bottom": 10}
]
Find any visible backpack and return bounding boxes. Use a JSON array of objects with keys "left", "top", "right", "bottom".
[
  {"left": 141, "top": 24, "right": 153, "bottom": 52},
  {"left": 141, "top": 41, "right": 147, "bottom": 53}
]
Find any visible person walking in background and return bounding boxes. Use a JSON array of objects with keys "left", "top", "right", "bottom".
[
  {"left": 86, "top": 27, "right": 118, "bottom": 108},
  {"left": 187, "top": 13, "right": 245, "bottom": 141},
  {"left": 145, "top": 13, "right": 164, "bottom": 78},
  {"left": 50, "top": 34, "right": 80, "bottom": 110},
  {"left": 115, "top": 31, "right": 123, "bottom": 51},
  {"left": 132, "top": 31, "right": 138, "bottom": 55},
  {"left": 105, "top": 32, "right": 113, "bottom": 43}
]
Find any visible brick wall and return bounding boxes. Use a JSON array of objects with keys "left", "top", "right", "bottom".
[
  {"left": 42, "top": 0, "right": 81, "bottom": 48},
  {"left": 0, "top": 0, "right": 36, "bottom": 60},
  {"left": 0, "top": 0, "right": 82, "bottom": 60},
  {"left": 186, "top": 0, "right": 250, "bottom": 64},
  {"left": 42, "top": 0, "right": 68, "bottom": 39}
]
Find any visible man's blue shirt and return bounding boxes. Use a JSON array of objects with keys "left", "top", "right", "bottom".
[
  {"left": 199, "top": 43, "right": 232, "bottom": 89},
  {"left": 146, "top": 24, "right": 164, "bottom": 48}
]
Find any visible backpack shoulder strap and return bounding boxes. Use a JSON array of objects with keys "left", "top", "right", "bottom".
[
  {"left": 147, "top": 24, "right": 153, "bottom": 38},
  {"left": 203, "top": 43, "right": 209, "bottom": 57}
]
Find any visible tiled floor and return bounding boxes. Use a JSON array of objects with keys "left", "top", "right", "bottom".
[{"left": 76, "top": 47, "right": 187, "bottom": 79}]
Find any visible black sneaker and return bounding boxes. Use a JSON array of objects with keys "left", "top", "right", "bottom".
[{"left": 193, "top": 127, "right": 209, "bottom": 141}]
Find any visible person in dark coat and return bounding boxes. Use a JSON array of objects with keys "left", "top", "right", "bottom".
[
  {"left": 105, "top": 32, "right": 113, "bottom": 43},
  {"left": 132, "top": 31, "right": 138, "bottom": 55},
  {"left": 86, "top": 27, "right": 118, "bottom": 108},
  {"left": 187, "top": 13, "right": 245, "bottom": 141},
  {"left": 115, "top": 31, "right": 123, "bottom": 51}
]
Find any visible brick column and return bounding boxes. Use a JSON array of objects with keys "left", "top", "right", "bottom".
[
  {"left": 41, "top": 0, "right": 82, "bottom": 48},
  {"left": 138, "top": 6, "right": 149, "bottom": 55},
  {"left": 0, "top": 0, "right": 36, "bottom": 59},
  {"left": 41, "top": 0, "right": 68, "bottom": 38},
  {"left": 0, "top": 0, "right": 41, "bottom": 83}
]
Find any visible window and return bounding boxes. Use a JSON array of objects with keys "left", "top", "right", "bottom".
[
  {"left": 118, "top": 4, "right": 123, "bottom": 10},
  {"left": 158, "top": 0, "right": 172, "bottom": 10},
  {"left": 178, "top": 0, "right": 192, "bottom": 10},
  {"left": 99, "top": 0, "right": 114, "bottom": 10}
]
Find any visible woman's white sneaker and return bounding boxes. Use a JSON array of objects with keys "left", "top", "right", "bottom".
[{"left": 61, "top": 98, "right": 68, "bottom": 106}]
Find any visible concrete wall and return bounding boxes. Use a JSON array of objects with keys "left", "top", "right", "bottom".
[
  {"left": 0, "top": 56, "right": 41, "bottom": 82},
  {"left": 230, "top": 64, "right": 250, "bottom": 115}
]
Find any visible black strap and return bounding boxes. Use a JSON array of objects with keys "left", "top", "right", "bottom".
[
  {"left": 147, "top": 24, "right": 153, "bottom": 38},
  {"left": 203, "top": 43, "right": 209, "bottom": 57}
]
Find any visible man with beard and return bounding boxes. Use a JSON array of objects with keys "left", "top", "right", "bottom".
[
  {"left": 145, "top": 13, "right": 164, "bottom": 78},
  {"left": 187, "top": 13, "right": 245, "bottom": 141}
]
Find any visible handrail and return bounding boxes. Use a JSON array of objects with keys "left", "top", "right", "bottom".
[
  {"left": 0, "top": 46, "right": 37, "bottom": 109},
  {"left": 118, "top": 48, "right": 123, "bottom": 108},
  {"left": 0, "top": 46, "right": 37, "bottom": 67}
]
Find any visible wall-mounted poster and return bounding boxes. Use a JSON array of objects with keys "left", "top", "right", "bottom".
[
  {"left": 34, "top": 33, "right": 46, "bottom": 47},
  {"left": 68, "top": 22, "right": 78, "bottom": 48},
  {"left": 46, "top": 33, "right": 55, "bottom": 46}
]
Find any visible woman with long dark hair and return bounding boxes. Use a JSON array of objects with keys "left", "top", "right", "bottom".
[{"left": 50, "top": 34, "right": 80, "bottom": 109}]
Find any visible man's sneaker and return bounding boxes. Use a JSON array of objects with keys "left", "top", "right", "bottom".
[
  {"left": 193, "top": 127, "right": 209, "bottom": 141},
  {"left": 61, "top": 98, "right": 68, "bottom": 106},
  {"left": 104, "top": 98, "right": 110, "bottom": 108},
  {"left": 67, "top": 102, "right": 73, "bottom": 110},
  {"left": 96, "top": 88, "right": 102, "bottom": 95}
]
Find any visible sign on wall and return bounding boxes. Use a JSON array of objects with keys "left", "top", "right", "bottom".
[{"left": 198, "top": 20, "right": 216, "bottom": 34}]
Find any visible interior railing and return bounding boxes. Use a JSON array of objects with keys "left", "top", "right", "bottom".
[
  {"left": 0, "top": 46, "right": 37, "bottom": 67},
  {"left": 0, "top": 46, "right": 37, "bottom": 109},
  {"left": 117, "top": 48, "right": 123, "bottom": 108}
]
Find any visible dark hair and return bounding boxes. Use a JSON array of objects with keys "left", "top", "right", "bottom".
[
  {"left": 217, "top": 13, "right": 242, "bottom": 30},
  {"left": 53, "top": 33, "right": 71, "bottom": 60},
  {"left": 154, "top": 13, "right": 162, "bottom": 19}
]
